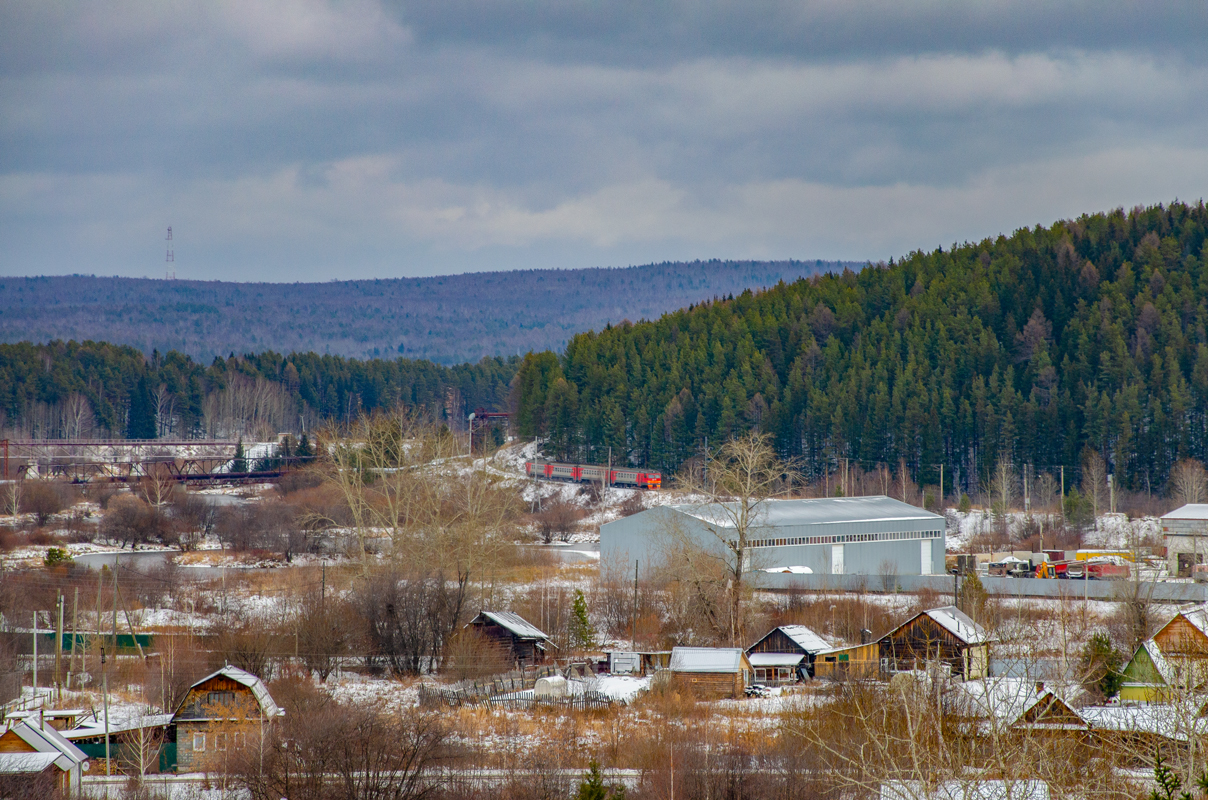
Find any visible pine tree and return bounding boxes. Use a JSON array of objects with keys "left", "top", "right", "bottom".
[
  {"left": 232, "top": 439, "right": 247, "bottom": 474},
  {"left": 296, "top": 433, "right": 314, "bottom": 459}
]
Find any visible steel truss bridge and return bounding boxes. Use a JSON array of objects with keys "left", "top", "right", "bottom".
[{"left": 0, "top": 439, "right": 309, "bottom": 484}]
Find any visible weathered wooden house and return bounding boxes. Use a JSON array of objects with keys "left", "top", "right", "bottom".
[
  {"left": 464, "top": 611, "right": 554, "bottom": 669},
  {"left": 813, "top": 642, "right": 880, "bottom": 679},
  {"left": 879, "top": 606, "right": 990, "bottom": 680},
  {"left": 166, "top": 665, "right": 282, "bottom": 773},
  {"left": 1120, "top": 605, "right": 1208, "bottom": 702},
  {"left": 746, "top": 624, "right": 832, "bottom": 682},
  {"left": 667, "top": 647, "right": 752, "bottom": 699},
  {"left": 0, "top": 719, "right": 88, "bottom": 796}
]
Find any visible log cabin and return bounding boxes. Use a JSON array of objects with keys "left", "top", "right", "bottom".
[
  {"left": 166, "top": 665, "right": 282, "bottom": 773},
  {"left": 464, "top": 611, "right": 555, "bottom": 669},
  {"left": 878, "top": 605, "right": 990, "bottom": 680},
  {"left": 667, "top": 647, "right": 752, "bottom": 699}
]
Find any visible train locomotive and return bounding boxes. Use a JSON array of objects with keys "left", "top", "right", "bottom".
[{"left": 525, "top": 460, "right": 662, "bottom": 490}]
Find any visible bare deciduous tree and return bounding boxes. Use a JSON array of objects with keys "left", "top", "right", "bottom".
[
  {"left": 665, "top": 432, "right": 797, "bottom": 646},
  {"left": 1169, "top": 458, "right": 1208, "bottom": 505}
]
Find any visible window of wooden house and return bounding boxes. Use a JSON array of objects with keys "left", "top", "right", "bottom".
[
  {"left": 234, "top": 732, "right": 247, "bottom": 749},
  {"left": 193, "top": 732, "right": 206, "bottom": 752},
  {"left": 216, "top": 732, "right": 228, "bottom": 751},
  {"left": 207, "top": 691, "right": 237, "bottom": 709}
]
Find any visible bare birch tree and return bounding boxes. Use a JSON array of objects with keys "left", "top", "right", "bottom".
[
  {"left": 666, "top": 432, "right": 796, "bottom": 646},
  {"left": 1169, "top": 458, "right": 1208, "bottom": 505}
]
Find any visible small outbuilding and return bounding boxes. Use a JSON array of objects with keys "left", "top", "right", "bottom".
[
  {"left": 1161, "top": 505, "right": 1208, "bottom": 576},
  {"left": 746, "top": 624, "right": 833, "bottom": 682},
  {"left": 0, "top": 719, "right": 88, "bottom": 796},
  {"left": 666, "top": 647, "right": 752, "bottom": 699},
  {"left": 879, "top": 606, "right": 990, "bottom": 680},
  {"left": 1119, "top": 605, "right": 1208, "bottom": 702},
  {"left": 464, "top": 611, "right": 555, "bottom": 669}
]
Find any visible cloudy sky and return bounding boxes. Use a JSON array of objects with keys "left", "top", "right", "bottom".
[{"left": 2, "top": 1, "right": 1207, "bottom": 281}]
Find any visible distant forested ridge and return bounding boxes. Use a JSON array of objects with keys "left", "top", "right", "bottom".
[
  {"left": 0, "top": 341, "right": 517, "bottom": 440},
  {"left": 0, "top": 260, "right": 845, "bottom": 365},
  {"left": 516, "top": 202, "right": 1208, "bottom": 493}
]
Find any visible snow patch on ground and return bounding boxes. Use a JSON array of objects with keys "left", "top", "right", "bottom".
[{"left": 944, "top": 509, "right": 1161, "bottom": 553}]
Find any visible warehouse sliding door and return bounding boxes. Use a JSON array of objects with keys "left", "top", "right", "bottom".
[
  {"left": 831, "top": 544, "right": 844, "bottom": 575},
  {"left": 920, "top": 539, "right": 933, "bottom": 575}
]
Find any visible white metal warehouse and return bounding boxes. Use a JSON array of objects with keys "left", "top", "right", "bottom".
[{"left": 600, "top": 495, "right": 945, "bottom": 576}]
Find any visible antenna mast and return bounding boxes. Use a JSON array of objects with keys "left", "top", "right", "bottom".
[{"left": 165, "top": 226, "right": 174, "bottom": 279}]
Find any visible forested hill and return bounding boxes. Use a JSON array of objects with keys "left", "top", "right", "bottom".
[
  {"left": 515, "top": 202, "right": 1208, "bottom": 493},
  {"left": 0, "top": 341, "right": 517, "bottom": 440},
  {"left": 0, "top": 260, "right": 846, "bottom": 365}
]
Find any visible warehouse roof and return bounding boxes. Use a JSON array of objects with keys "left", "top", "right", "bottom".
[
  {"left": 671, "top": 495, "right": 941, "bottom": 529},
  {"left": 1162, "top": 504, "right": 1208, "bottom": 521}
]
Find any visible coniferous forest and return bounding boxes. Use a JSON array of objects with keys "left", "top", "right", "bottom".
[
  {"left": 515, "top": 202, "right": 1208, "bottom": 494},
  {"left": 7, "top": 202, "right": 1208, "bottom": 495}
]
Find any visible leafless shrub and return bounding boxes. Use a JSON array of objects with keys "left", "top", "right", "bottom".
[
  {"left": 234, "top": 699, "right": 450, "bottom": 800},
  {"left": 617, "top": 492, "right": 646, "bottom": 517},
  {"left": 533, "top": 500, "right": 582, "bottom": 544},
  {"left": 19, "top": 480, "right": 68, "bottom": 525},
  {"left": 102, "top": 494, "right": 174, "bottom": 548},
  {"left": 295, "top": 586, "right": 361, "bottom": 682},
  {"left": 356, "top": 568, "right": 469, "bottom": 676}
]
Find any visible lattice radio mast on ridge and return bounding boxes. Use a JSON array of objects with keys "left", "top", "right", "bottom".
[{"left": 165, "top": 225, "right": 175, "bottom": 280}]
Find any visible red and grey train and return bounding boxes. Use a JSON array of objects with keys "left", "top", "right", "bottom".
[{"left": 525, "top": 460, "right": 662, "bottom": 490}]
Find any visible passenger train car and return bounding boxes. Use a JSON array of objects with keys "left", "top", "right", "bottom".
[{"left": 525, "top": 460, "right": 662, "bottom": 490}]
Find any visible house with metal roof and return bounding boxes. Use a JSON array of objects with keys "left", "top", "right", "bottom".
[
  {"left": 1161, "top": 504, "right": 1208, "bottom": 576},
  {"left": 746, "top": 624, "right": 835, "bottom": 682},
  {"left": 1119, "top": 605, "right": 1208, "bottom": 702},
  {"left": 166, "top": 665, "right": 283, "bottom": 773},
  {"left": 601, "top": 496, "right": 945, "bottom": 577},
  {"left": 464, "top": 611, "right": 555, "bottom": 670},
  {"left": 879, "top": 606, "right": 991, "bottom": 680},
  {"left": 0, "top": 718, "right": 88, "bottom": 795},
  {"left": 666, "top": 647, "right": 752, "bottom": 699}
]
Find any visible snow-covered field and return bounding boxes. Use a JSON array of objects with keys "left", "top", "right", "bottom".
[{"left": 945, "top": 508, "right": 1161, "bottom": 552}]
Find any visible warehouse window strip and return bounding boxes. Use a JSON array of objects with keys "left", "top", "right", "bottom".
[{"left": 741, "top": 530, "right": 943, "bottom": 548}]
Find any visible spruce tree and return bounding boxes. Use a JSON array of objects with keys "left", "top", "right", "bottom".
[
  {"left": 125, "top": 374, "right": 157, "bottom": 440},
  {"left": 569, "top": 589, "right": 596, "bottom": 652},
  {"left": 232, "top": 439, "right": 247, "bottom": 474}
]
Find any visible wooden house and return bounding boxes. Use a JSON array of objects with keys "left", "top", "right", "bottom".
[
  {"left": 813, "top": 642, "right": 880, "bottom": 679},
  {"left": 879, "top": 605, "right": 990, "bottom": 680},
  {"left": 666, "top": 647, "right": 752, "bottom": 699},
  {"left": 746, "top": 624, "right": 832, "bottom": 682},
  {"left": 166, "top": 665, "right": 282, "bottom": 773},
  {"left": 1119, "top": 606, "right": 1208, "bottom": 702},
  {"left": 464, "top": 611, "right": 554, "bottom": 669},
  {"left": 0, "top": 719, "right": 88, "bottom": 796}
]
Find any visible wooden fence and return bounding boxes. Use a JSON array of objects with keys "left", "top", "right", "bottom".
[{"left": 418, "top": 667, "right": 614, "bottom": 712}]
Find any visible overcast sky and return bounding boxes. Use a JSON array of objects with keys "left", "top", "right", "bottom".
[{"left": 2, "top": 1, "right": 1207, "bottom": 281}]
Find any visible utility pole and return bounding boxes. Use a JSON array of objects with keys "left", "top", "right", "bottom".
[
  {"left": 55, "top": 591, "right": 63, "bottom": 701},
  {"left": 1108, "top": 474, "right": 1115, "bottom": 514},
  {"left": 939, "top": 463, "right": 944, "bottom": 508},
  {"left": 102, "top": 643, "right": 110, "bottom": 780},
  {"left": 1060, "top": 465, "right": 1065, "bottom": 521},
  {"left": 68, "top": 588, "right": 79, "bottom": 691},
  {"left": 31, "top": 611, "right": 37, "bottom": 701},
  {"left": 631, "top": 559, "right": 639, "bottom": 652}
]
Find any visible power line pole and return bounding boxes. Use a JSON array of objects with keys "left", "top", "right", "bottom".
[
  {"left": 55, "top": 591, "right": 63, "bottom": 701},
  {"left": 631, "top": 559, "right": 639, "bottom": 652}
]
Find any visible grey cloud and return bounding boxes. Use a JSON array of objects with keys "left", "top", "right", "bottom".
[{"left": 1, "top": 0, "right": 1207, "bottom": 279}]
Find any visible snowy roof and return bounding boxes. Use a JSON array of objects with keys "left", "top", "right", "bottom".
[
  {"left": 1162, "top": 504, "right": 1208, "bottom": 521},
  {"left": 0, "top": 753, "right": 59, "bottom": 774},
  {"left": 4, "top": 722, "right": 88, "bottom": 771},
  {"left": 954, "top": 678, "right": 1087, "bottom": 731},
  {"left": 671, "top": 495, "right": 942, "bottom": 529},
  {"left": 1082, "top": 701, "right": 1208, "bottom": 742},
  {"left": 176, "top": 665, "right": 282, "bottom": 719},
  {"left": 748, "top": 653, "right": 805, "bottom": 667},
  {"left": 758, "top": 624, "right": 832, "bottom": 654},
  {"left": 909, "top": 606, "right": 990, "bottom": 645},
  {"left": 881, "top": 780, "right": 1050, "bottom": 800},
  {"left": 473, "top": 611, "right": 550, "bottom": 641},
  {"left": 670, "top": 647, "right": 747, "bottom": 673},
  {"left": 63, "top": 714, "right": 173, "bottom": 740}
]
